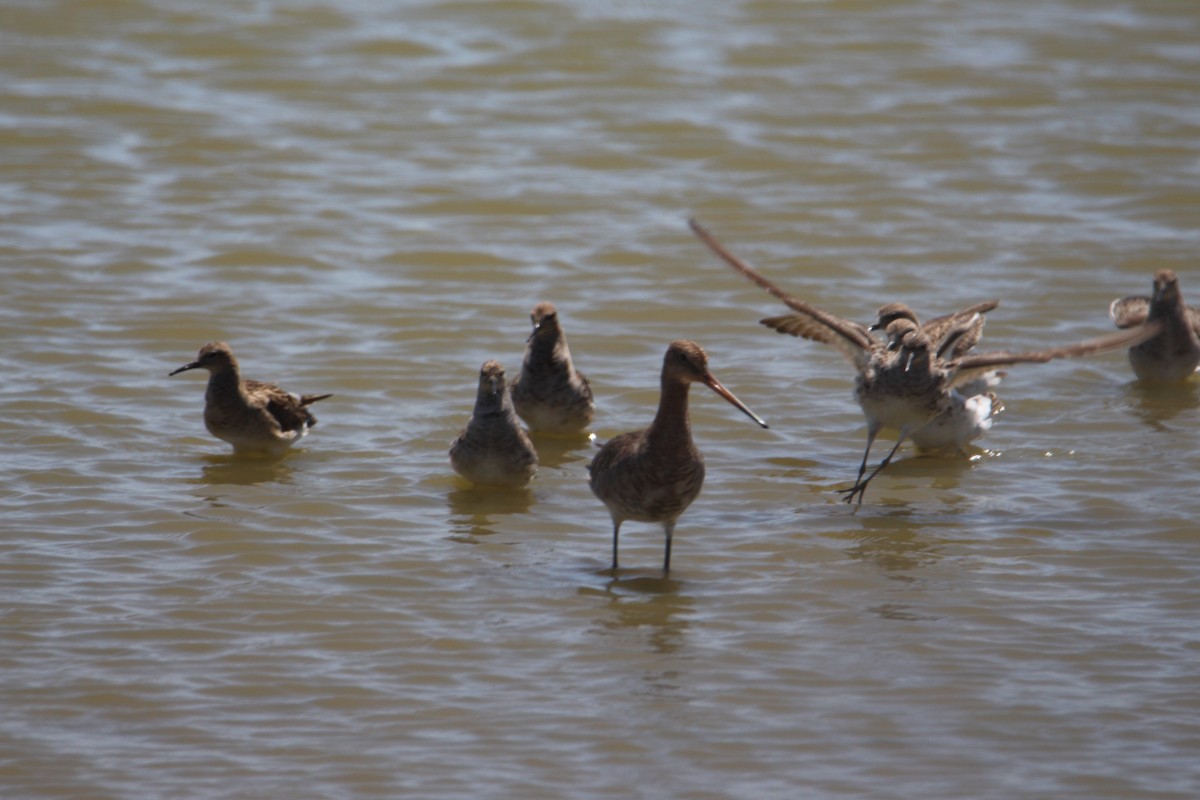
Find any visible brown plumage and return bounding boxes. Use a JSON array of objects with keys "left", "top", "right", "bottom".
[
  {"left": 1110, "top": 269, "right": 1200, "bottom": 381},
  {"left": 689, "top": 217, "right": 1163, "bottom": 503},
  {"left": 510, "top": 302, "right": 595, "bottom": 435},
  {"left": 450, "top": 360, "right": 538, "bottom": 488},
  {"left": 587, "top": 340, "right": 768, "bottom": 574},
  {"left": 869, "top": 300, "right": 999, "bottom": 360},
  {"left": 169, "top": 342, "right": 331, "bottom": 455}
]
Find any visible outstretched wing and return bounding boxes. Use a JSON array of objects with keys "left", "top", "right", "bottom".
[
  {"left": 760, "top": 313, "right": 871, "bottom": 366},
  {"left": 947, "top": 321, "right": 1163, "bottom": 390},
  {"left": 922, "top": 300, "right": 999, "bottom": 358},
  {"left": 1112, "top": 295, "right": 1200, "bottom": 337},
  {"left": 1109, "top": 296, "right": 1149, "bottom": 329},
  {"left": 689, "top": 218, "right": 875, "bottom": 358}
]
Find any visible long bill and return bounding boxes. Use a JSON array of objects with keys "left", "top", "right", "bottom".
[
  {"left": 169, "top": 361, "right": 201, "bottom": 376},
  {"left": 702, "top": 374, "right": 769, "bottom": 429}
]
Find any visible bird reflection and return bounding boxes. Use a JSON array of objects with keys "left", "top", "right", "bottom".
[
  {"left": 839, "top": 515, "right": 948, "bottom": 622},
  {"left": 841, "top": 513, "right": 946, "bottom": 580},
  {"left": 879, "top": 449, "right": 983, "bottom": 496},
  {"left": 446, "top": 485, "right": 535, "bottom": 537},
  {"left": 588, "top": 575, "right": 692, "bottom": 656},
  {"left": 1125, "top": 380, "right": 1200, "bottom": 430},
  {"left": 194, "top": 452, "right": 296, "bottom": 487}
]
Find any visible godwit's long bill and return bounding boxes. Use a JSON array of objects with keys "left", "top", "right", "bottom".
[{"left": 588, "top": 340, "right": 767, "bottom": 575}]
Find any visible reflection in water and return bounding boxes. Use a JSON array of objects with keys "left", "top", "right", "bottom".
[
  {"left": 843, "top": 526, "right": 941, "bottom": 581},
  {"left": 598, "top": 575, "right": 690, "bottom": 655},
  {"left": 447, "top": 485, "right": 535, "bottom": 537},
  {"left": 581, "top": 574, "right": 693, "bottom": 698},
  {"left": 1125, "top": 379, "right": 1200, "bottom": 430},
  {"left": 867, "top": 603, "right": 930, "bottom": 622},
  {"left": 194, "top": 453, "right": 296, "bottom": 487},
  {"left": 840, "top": 513, "right": 949, "bottom": 622},
  {"left": 892, "top": 448, "right": 981, "bottom": 494}
]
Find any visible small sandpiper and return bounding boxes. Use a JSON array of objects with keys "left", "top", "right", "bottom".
[
  {"left": 169, "top": 341, "right": 332, "bottom": 455},
  {"left": 689, "top": 218, "right": 1162, "bottom": 503},
  {"left": 450, "top": 360, "right": 539, "bottom": 488},
  {"left": 587, "top": 340, "right": 768, "bottom": 575},
  {"left": 1110, "top": 269, "right": 1200, "bottom": 381},
  {"left": 510, "top": 302, "right": 595, "bottom": 435}
]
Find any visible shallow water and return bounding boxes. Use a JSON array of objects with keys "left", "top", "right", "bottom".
[{"left": 3, "top": 1, "right": 1199, "bottom": 798}]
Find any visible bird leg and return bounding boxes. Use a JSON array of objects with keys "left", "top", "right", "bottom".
[
  {"left": 838, "top": 429, "right": 911, "bottom": 505},
  {"left": 848, "top": 422, "right": 881, "bottom": 490},
  {"left": 662, "top": 521, "right": 676, "bottom": 575},
  {"left": 611, "top": 520, "right": 621, "bottom": 572}
]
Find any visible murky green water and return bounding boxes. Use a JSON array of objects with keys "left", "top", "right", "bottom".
[{"left": 3, "top": 1, "right": 1198, "bottom": 797}]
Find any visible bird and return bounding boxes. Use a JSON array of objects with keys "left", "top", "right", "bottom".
[
  {"left": 869, "top": 304, "right": 1006, "bottom": 452},
  {"left": 450, "top": 360, "right": 539, "bottom": 488},
  {"left": 510, "top": 302, "right": 596, "bottom": 435},
  {"left": 169, "top": 341, "right": 331, "bottom": 455},
  {"left": 688, "top": 217, "right": 1163, "bottom": 504},
  {"left": 587, "top": 340, "right": 768, "bottom": 575},
  {"left": 1109, "top": 269, "right": 1200, "bottom": 381},
  {"left": 869, "top": 300, "right": 999, "bottom": 360}
]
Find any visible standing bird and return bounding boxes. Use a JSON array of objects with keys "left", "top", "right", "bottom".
[
  {"left": 587, "top": 340, "right": 768, "bottom": 575},
  {"left": 169, "top": 341, "right": 331, "bottom": 455},
  {"left": 510, "top": 302, "right": 596, "bottom": 434},
  {"left": 450, "top": 360, "right": 538, "bottom": 488},
  {"left": 689, "top": 217, "right": 1163, "bottom": 503},
  {"left": 1109, "top": 269, "right": 1200, "bottom": 381}
]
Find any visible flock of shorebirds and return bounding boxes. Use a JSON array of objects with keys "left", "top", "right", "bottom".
[{"left": 171, "top": 218, "right": 1197, "bottom": 575}]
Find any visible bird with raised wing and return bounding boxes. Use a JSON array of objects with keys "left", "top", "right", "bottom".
[
  {"left": 1110, "top": 269, "right": 1200, "bottom": 381},
  {"left": 689, "top": 218, "right": 1162, "bottom": 504}
]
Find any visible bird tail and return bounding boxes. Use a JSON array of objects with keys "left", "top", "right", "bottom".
[{"left": 300, "top": 393, "right": 333, "bottom": 406}]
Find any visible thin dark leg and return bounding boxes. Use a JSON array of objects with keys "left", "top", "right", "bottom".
[
  {"left": 839, "top": 434, "right": 908, "bottom": 505},
  {"left": 854, "top": 425, "right": 879, "bottom": 485},
  {"left": 611, "top": 520, "right": 621, "bottom": 571},
  {"left": 662, "top": 521, "right": 675, "bottom": 575},
  {"left": 839, "top": 424, "right": 879, "bottom": 499}
]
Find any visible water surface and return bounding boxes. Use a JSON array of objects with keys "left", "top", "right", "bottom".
[{"left": 3, "top": 1, "right": 1199, "bottom": 798}]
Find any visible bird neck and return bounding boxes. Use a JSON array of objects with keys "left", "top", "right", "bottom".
[
  {"left": 205, "top": 365, "right": 244, "bottom": 406},
  {"left": 1150, "top": 291, "right": 1184, "bottom": 321},
  {"left": 474, "top": 384, "right": 516, "bottom": 419},
  {"left": 649, "top": 380, "right": 693, "bottom": 445},
  {"left": 527, "top": 331, "right": 569, "bottom": 368}
]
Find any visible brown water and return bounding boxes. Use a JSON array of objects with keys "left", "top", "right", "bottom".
[{"left": 3, "top": 1, "right": 1199, "bottom": 798}]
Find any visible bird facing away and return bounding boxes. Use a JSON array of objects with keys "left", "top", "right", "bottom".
[
  {"left": 869, "top": 300, "right": 999, "bottom": 361},
  {"left": 170, "top": 342, "right": 332, "bottom": 455},
  {"left": 450, "top": 360, "right": 539, "bottom": 488},
  {"left": 1110, "top": 269, "right": 1200, "bottom": 381},
  {"left": 510, "top": 302, "right": 596, "bottom": 435},
  {"left": 871, "top": 304, "right": 1006, "bottom": 452},
  {"left": 588, "top": 340, "right": 768, "bottom": 575},
  {"left": 689, "top": 217, "right": 1163, "bottom": 504}
]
